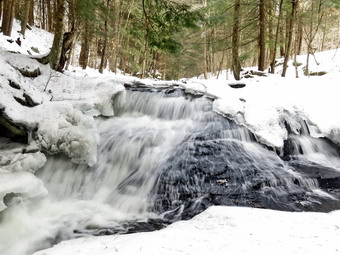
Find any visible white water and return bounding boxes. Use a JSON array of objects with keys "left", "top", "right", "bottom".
[{"left": 0, "top": 90, "right": 339, "bottom": 255}]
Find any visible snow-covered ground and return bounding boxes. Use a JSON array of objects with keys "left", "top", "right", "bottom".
[
  {"left": 182, "top": 48, "right": 340, "bottom": 151},
  {"left": 1, "top": 19, "right": 340, "bottom": 255},
  {"left": 34, "top": 206, "right": 340, "bottom": 255}
]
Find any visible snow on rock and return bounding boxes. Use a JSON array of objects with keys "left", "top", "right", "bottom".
[
  {"left": 33, "top": 206, "right": 340, "bottom": 255},
  {"left": 0, "top": 51, "right": 99, "bottom": 165},
  {"left": 0, "top": 169, "right": 47, "bottom": 212},
  {"left": 42, "top": 73, "right": 126, "bottom": 117},
  {"left": 0, "top": 49, "right": 126, "bottom": 166}
]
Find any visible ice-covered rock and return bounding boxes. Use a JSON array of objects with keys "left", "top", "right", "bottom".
[
  {"left": 0, "top": 169, "right": 47, "bottom": 212},
  {"left": 0, "top": 50, "right": 125, "bottom": 166}
]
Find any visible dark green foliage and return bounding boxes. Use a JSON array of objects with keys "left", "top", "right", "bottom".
[{"left": 143, "top": 0, "right": 201, "bottom": 53}]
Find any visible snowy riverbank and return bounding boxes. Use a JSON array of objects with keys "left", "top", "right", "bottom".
[{"left": 34, "top": 206, "right": 340, "bottom": 255}]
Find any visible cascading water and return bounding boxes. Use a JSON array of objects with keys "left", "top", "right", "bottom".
[{"left": 1, "top": 88, "right": 340, "bottom": 255}]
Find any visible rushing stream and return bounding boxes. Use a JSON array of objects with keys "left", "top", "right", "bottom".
[{"left": 1, "top": 88, "right": 340, "bottom": 255}]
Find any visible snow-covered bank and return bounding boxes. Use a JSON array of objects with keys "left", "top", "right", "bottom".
[
  {"left": 33, "top": 206, "right": 340, "bottom": 255},
  {"left": 0, "top": 50, "right": 125, "bottom": 167},
  {"left": 180, "top": 48, "right": 340, "bottom": 151},
  {"left": 0, "top": 19, "right": 53, "bottom": 55}
]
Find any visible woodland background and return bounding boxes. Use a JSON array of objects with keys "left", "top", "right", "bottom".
[{"left": 1, "top": 0, "right": 339, "bottom": 80}]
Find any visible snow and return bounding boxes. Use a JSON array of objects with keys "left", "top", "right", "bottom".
[
  {"left": 0, "top": 19, "right": 53, "bottom": 55},
  {"left": 180, "top": 48, "right": 340, "bottom": 150},
  {"left": 33, "top": 206, "right": 340, "bottom": 255}
]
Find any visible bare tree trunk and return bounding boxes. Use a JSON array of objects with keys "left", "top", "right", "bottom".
[
  {"left": 282, "top": 0, "right": 298, "bottom": 77},
  {"left": 304, "top": 0, "right": 323, "bottom": 76},
  {"left": 270, "top": 0, "right": 283, "bottom": 74},
  {"left": 232, "top": 0, "right": 241, "bottom": 80},
  {"left": 296, "top": 14, "right": 302, "bottom": 55},
  {"left": 42, "top": 0, "right": 46, "bottom": 29},
  {"left": 47, "top": 0, "right": 52, "bottom": 31},
  {"left": 203, "top": 0, "right": 208, "bottom": 79},
  {"left": 20, "top": 0, "right": 31, "bottom": 36},
  {"left": 2, "top": 0, "right": 16, "bottom": 36},
  {"left": 79, "top": 22, "right": 90, "bottom": 69},
  {"left": 141, "top": 40, "right": 148, "bottom": 78},
  {"left": 99, "top": 0, "right": 110, "bottom": 74},
  {"left": 258, "top": 0, "right": 265, "bottom": 71},
  {"left": 28, "top": 0, "right": 34, "bottom": 26},
  {"left": 1, "top": 0, "right": 11, "bottom": 35},
  {"left": 0, "top": 0, "right": 3, "bottom": 20},
  {"left": 113, "top": 0, "right": 120, "bottom": 73},
  {"left": 268, "top": 0, "right": 274, "bottom": 68},
  {"left": 50, "top": 0, "right": 65, "bottom": 70}
]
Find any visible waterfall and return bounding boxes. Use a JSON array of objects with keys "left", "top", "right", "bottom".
[{"left": 1, "top": 89, "right": 339, "bottom": 255}]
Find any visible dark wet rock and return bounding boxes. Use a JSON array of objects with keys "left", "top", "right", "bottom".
[
  {"left": 23, "top": 93, "right": 39, "bottom": 107},
  {"left": 89, "top": 218, "right": 171, "bottom": 236},
  {"left": 8, "top": 79, "right": 21, "bottom": 89},
  {"left": 13, "top": 94, "right": 39, "bottom": 107},
  {"left": 152, "top": 116, "right": 333, "bottom": 219},
  {"left": 17, "top": 67, "right": 41, "bottom": 78},
  {"left": 287, "top": 159, "right": 340, "bottom": 189},
  {"left": 228, "top": 83, "right": 246, "bottom": 89},
  {"left": 0, "top": 109, "right": 28, "bottom": 143},
  {"left": 309, "top": 71, "right": 327, "bottom": 76}
]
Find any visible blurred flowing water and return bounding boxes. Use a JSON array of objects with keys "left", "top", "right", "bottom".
[{"left": 1, "top": 89, "right": 340, "bottom": 255}]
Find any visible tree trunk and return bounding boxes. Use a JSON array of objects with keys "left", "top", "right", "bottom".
[
  {"left": 0, "top": 0, "right": 3, "bottom": 20},
  {"left": 270, "top": 0, "right": 283, "bottom": 74},
  {"left": 281, "top": 0, "right": 298, "bottom": 77},
  {"left": 1, "top": 0, "right": 11, "bottom": 35},
  {"left": 28, "top": 0, "right": 34, "bottom": 26},
  {"left": 99, "top": 0, "right": 110, "bottom": 74},
  {"left": 2, "top": 0, "right": 16, "bottom": 36},
  {"left": 232, "top": 0, "right": 241, "bottom": 80},
  {"left": 113, "top": 0, "right": 120, "bottom": 73},
  {"left": 42, "top": 0, "right": 46, "bottom": 29},
  {"left": 268, "top": 0, "right": 274, "bottom": 69},
  {"left": 50, "top": 0, "right": 65, "bottom": 70},
  {"left": 47, "top": 0, "right": 52, "bottom": 31},
  {"left": 57, "top": 30, "right": 77, "bottom": 72},
  {"left": 79, "top": 22, "right": 90, "bottom": 69},
  {"left": 20, "top": 0, "right": 31, "bottom": 36},
  {"left": 258, "top": 0, "right": 265, "bottom": 71}
]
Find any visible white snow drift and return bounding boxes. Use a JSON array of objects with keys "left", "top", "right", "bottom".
[{"left": 34, "top": 206, "right": 340, "bottom": 255}]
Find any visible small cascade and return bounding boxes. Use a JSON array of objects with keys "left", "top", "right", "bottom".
[
  {"left": 284, "top": 119, "right": 340, "bottom": 173},
  {"left": 1, "top": 89, "right": 340, "bottom": 255}
]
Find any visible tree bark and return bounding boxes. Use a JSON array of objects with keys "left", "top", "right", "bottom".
[
  {"left": 47, "top": 0, "right": 52, "bottom": 31},
  {"left": 57, "top": 30, "right": 77, "bottom": 71},
  {"left": 1, "top": 0, "right": 16, "bottom": 36},
  {"left": 28, "top": 0, "right": 34, "bottom": 26},
  {"left": 99, "top": 0, "right": 110, "bottom": 74},
  {"left": 282, "top": 0, "right": 298, "bottom": 77},
  {"left": 232, "top": 0, "right": 241, "bottom": 80},
  {"left": 50, "top": 0, "right": 65, "bottom": 70},
  {"left": 20, "top": 0, "right": 31, "bottom": 36},
  {"left": 79, "top": 22, "right": 90, "bottom": 69},
  {"left": 258, "top": 0, "right": 265, "bottom": 71},
  {"left": 270, "top": 0, "right": 283, "bottom": 74},
  {"left": 0, "top": 0, "right": 3, "bottom": 20}
]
